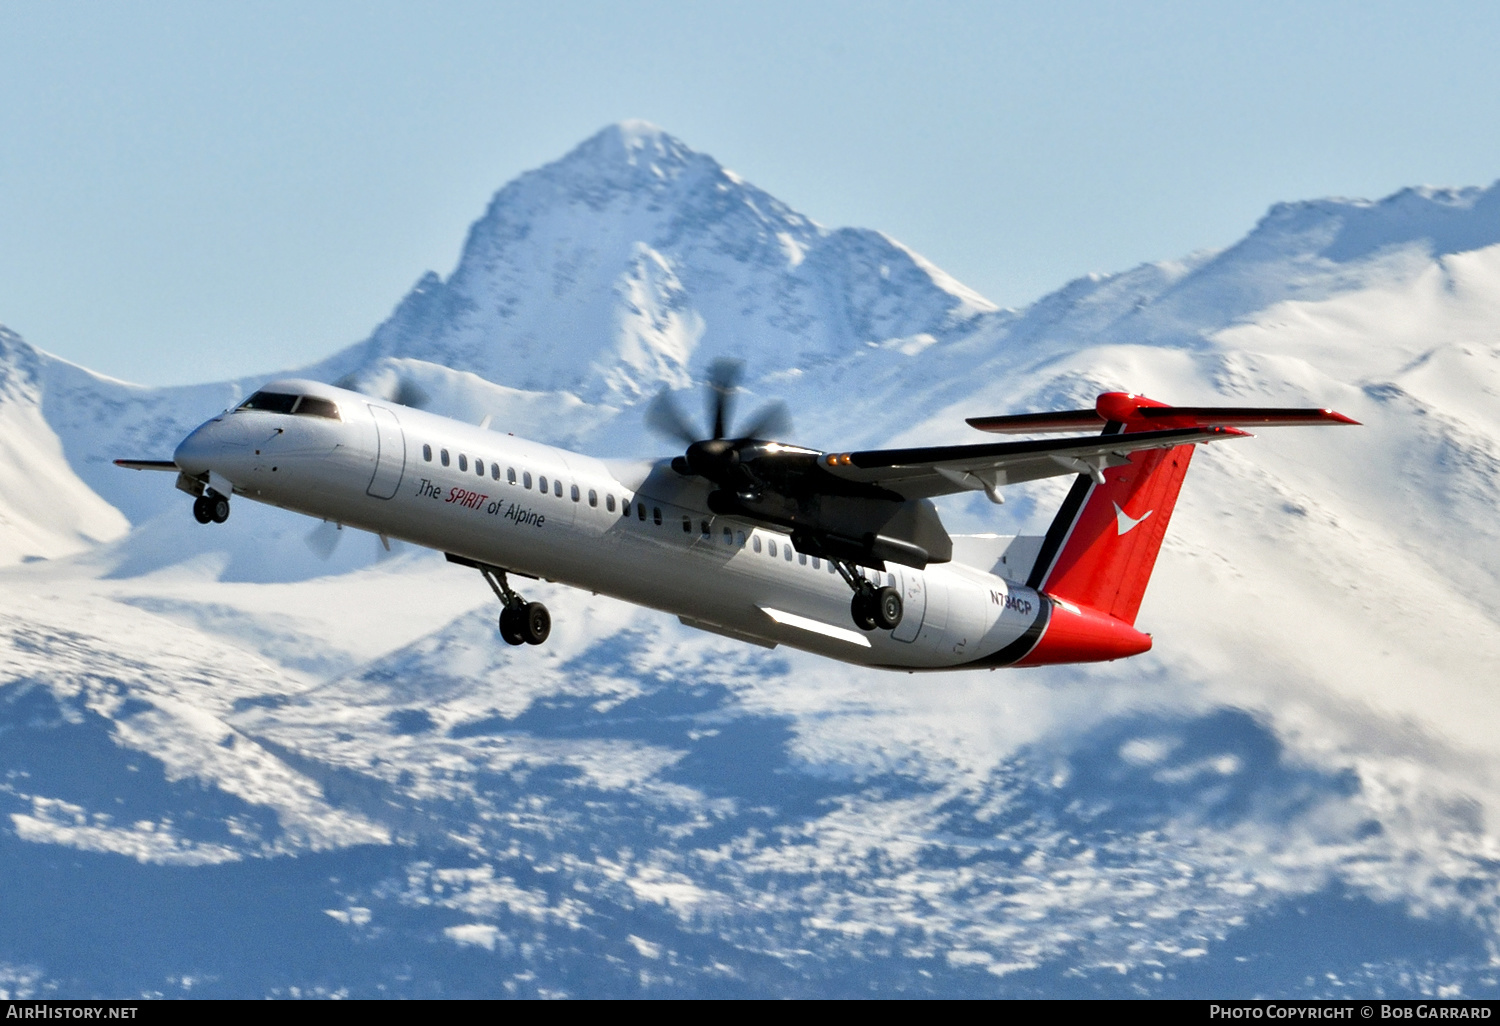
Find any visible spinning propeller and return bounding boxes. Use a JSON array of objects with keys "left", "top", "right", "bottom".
[
  {"left": 646, "top": 359, "right": 792, "bottom": 502},
  {"left": 334, "top": 371, "right": 431, "bottom": 410},
  {"left": 304, "top": 519, "right": 396, "bottom": 561}
]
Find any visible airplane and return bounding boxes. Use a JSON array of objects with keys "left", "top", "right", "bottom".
[{"left": 116, "top": 361, "right": 1357, "bottom": 671}]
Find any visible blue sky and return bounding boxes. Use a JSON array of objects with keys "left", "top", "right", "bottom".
[{"left": 4, "top": 0, "right": 1500, "bottom": 385}]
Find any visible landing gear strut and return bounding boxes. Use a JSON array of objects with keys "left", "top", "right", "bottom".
[
  {"left": 477, "top": 563, "right": 550, "bottom": 647},
  {"left": 831, "top": 559, "right": 903, "bottom": 632},
  {"left": 192, "top": 491, "right": 230, "bottom": 524}
]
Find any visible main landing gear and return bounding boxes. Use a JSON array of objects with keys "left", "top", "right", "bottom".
[
  {"left": 191, "top": 491, "right": 230, "bottom": 524},
  {"left": 477, "top": 563, "right": 550, "bottom": 647},
  {"left": 831, "top": 559, "right": 903, "bottom": 632}
]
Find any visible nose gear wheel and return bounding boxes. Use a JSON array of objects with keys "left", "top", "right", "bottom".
[{"left": 192, "top": 492, "right": 230, "bottom": 524}]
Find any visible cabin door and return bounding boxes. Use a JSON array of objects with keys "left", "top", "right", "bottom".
[{"left": 366, "top": 404, "right": 407, "bottom": 499}]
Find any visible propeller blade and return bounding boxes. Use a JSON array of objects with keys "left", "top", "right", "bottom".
[
  {"left": 646, "top": 390, "right": 700, "bottom": 446},
  {"left": 736, "top": 400, "right": 793, "bottom": 442},
  {"left": 706, "top": 358, "right": 742, "bottom": 439},
  {"left": 391, "top": 377, "right": 430, "bottom": 410},
  {"left": 305, "top": 520, "right": 343, "bottom": 560}
]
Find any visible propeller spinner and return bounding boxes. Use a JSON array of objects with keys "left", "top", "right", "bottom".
[{"left": 646, "top": 359, "right": 793, "bottom": 501}]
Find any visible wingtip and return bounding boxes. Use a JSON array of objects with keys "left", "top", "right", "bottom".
[{"left": 113, "top": 458, "right": 180, "bottom": 472}]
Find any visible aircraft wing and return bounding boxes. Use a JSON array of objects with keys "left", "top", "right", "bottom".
[
  {"left": 113, "top": 459, "right": 180, "bottom": 472},
  {"left": 815, "top": 426, "right": 1244, "bottom": 501}
]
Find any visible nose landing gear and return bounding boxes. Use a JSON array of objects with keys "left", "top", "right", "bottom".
[
  {"left": 192, "top": 492, "right": 230, "bottom": 524},
  {"left": 447, "top": 553, "right": 550, "bottom": 647}
]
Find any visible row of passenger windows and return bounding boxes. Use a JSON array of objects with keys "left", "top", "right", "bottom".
[
  {"left": 417, "top": 440, "right": 892, "bottom": 583},
  {"left": 421, "top": 443, "right": 596, "bottom": 504}
]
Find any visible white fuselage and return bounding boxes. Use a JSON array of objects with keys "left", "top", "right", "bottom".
[{"left": 174, "top": 382, "right": 1048, "bottom": 670}]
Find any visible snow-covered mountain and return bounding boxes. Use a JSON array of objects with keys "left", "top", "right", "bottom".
[
  {"left": 2, "top": 124, "right": 1500, "bottom": 997},
  {"left": 321, "top": 121, "right": 997, "bottom": 406}
]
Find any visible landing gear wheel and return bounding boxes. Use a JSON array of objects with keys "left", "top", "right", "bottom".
[
  {"left": 498, "top": 604, "right": 526, "bottom": 646},
  {"left": 873, "top": 586, "right": 903, "bottom": 630},
  {"left": 476, "top": 563, "right": 551, "bottom": 649},
  {"left": 192, "top": 496, "right": 213, "bottom": 524},
  {"left": 209, "top": 494, "right": 230, "bottom": 523},
  {"left": 851, "top": 590, "right": 878, "bottom": 632},
  {"left": 522, "top": 602, "right": 550, "bottom": 645}
]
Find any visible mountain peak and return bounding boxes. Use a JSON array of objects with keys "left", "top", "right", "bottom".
[
  {"left": 543, "top": 120, "right": 702, "bottom": 194},
  {"left": 334, "top": 123, "right": 996, "bottom": 405},
  {"left": 1248, "top": 178, "right": 1500, "bottom": 264},
  {"left": 596, "top": 119, "right": 682, "bottom": 161}
]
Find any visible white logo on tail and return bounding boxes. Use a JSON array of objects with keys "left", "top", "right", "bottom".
[{"left": 1114, "top": 502, "right": 1153, "bottom": 535}]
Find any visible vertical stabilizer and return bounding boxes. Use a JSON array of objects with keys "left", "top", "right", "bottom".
[
  {"left": 971, "top": 391, "right": 1357, "bottom": 665},
  {"left": 1026, "top": 439, "right": 1194, "bottom": 625},
  {"left": 1025, "top": 393, "right": 1205, "bottom": 626}
]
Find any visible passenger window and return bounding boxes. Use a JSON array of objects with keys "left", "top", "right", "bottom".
[
  {"left": 811, "top": 557, "right": 820, "bottom": 569},
  {"left": 571, "top": 484, "right": 580, "bottom": 502},
  {"left": 441, "top": 449, "right": 450, "bottom": 467},
  {"left": 701, "top": 520, "right": 710, "bottom": 538},
  {"left": 799, "top": 553, "right": 807, "bottom": 565},
  {"left": 829, "top": 562, "right": 837, "bottom": 574},
  {"left": 523, "top": 472, "right": 532, "bottom": 489},
  {"left": 588, "top": 489, "right": 597, "bottom": 507},
  {"left": 768, "top": 540, "right": 777, "bottom": 557},
  {"left": 784, "top": 546, "right": 793, "bottom": 561},
  {"left": 653, "top": 507, "right": 662, "bottom": 526},
  {"left": 476, "top": 460, "right": 485, "bottom": 477},
  {"left": 682, "top": 515, "right": 692, "bottom": 533},
  {"left": 539, "top": 475, "right": 548, "bottom": 493},
  {"left": 736, "top": 531, "right": 745, "bottom": 547},
  {"left": 555, "top": 479, "right": 563, "bottom": 498},
  {"left": 722, "top": 527, "right": 732, "bottom": 545},
  {"left": 753, "top": 536, "right": 762, "bottom": 553},
  {"left": 507, "top": 467, "right": 517, "bottom": 484},
  {"left": 606, "top": 494, "right": 616, "bottom": 513},
  {"left": 492, "top": 464, "right": 500, "bottom": 481},
  {"left": 459, "top": 454, "right": 468, "bottom": 472},
  {"left": 423, "top": 444, "right": 432, "bottom": 462},
  {"left": 638, "top": 503, "right": 646, "bottom": 522}
]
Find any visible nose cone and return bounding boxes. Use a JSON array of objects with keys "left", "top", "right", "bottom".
[
  {"left": 173, "top": 423, "right": 215, "bottom": 476},
  {"left": 174, "top": 416, "right": 251, "bottom": 477}
]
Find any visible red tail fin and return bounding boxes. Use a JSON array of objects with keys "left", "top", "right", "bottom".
[
  {"left": 1006, "top": 392, "right": 1357, "bottom": 666},
  {"left": 1027, "top": 440, "right": 1193, "bottom": 626},
  {"left": 1025, "top": 393, "right": 1205, "bottom": 626}
]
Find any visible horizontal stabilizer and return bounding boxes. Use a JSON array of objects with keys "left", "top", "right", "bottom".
[{"left": 968, "top": 393, "right": 1360, "bottom": 434}]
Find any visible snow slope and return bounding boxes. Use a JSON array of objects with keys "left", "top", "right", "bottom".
[
  {"left": 0, "top": 329, "right": 128, "bottom": 563},
  {"left": 2, "top": 124, "right": 1499, "bottom": 997}
]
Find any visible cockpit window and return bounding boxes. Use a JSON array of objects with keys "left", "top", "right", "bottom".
[
  {"left": 238, "top": 391, "right": 299, "bottom": 414},
  {"left": 236, "top": 391, "right": 341, "bottom": 420},
  {"left": 294, "top": 396, "right": 340, "bottom": 420}
]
